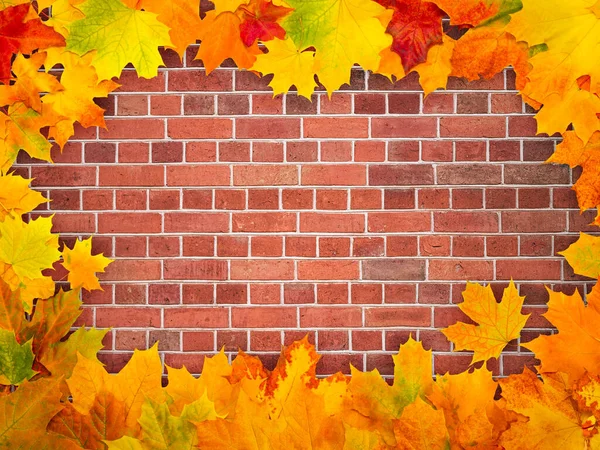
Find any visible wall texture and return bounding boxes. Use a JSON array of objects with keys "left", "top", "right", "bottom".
[{"left": 16, "top": 48, "right": 594, "bottom": 377}]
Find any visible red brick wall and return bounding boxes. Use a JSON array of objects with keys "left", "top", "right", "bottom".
[{"left": 17, "top": 48, "right": 593, "bottom": 377}]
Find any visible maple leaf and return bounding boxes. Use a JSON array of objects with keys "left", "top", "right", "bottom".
[
  {"left": 428, "top": 367, "right": 497, "bottom": 448},
  {"left": 0, "top": 3, "right": 65, "bottom": 83},
  {"left": 500, "top": 369, "right": 600, "bottom": 449},
  {"left": 442, "top": 280, "right": 529, "bottom": 364},
  {"left": 411, "top": 35, "right": 455, "bottom": 95},
  {"left": 392, "top": 396, "right": 450, "bottom": 449},
  {"left": 523, "top": 287, "right": 600, "bottom": 381},
  {"left": 43, "top": 48, "right": 119, "bottom": 149},
  {"left": 137, "top": 0, "right": 203, "bottom": 57},
  {"left": 48, "top": 390, "right": 128, "bottom": 449},
  {"left": 377, "top": 47, "right": 406, "bottom": 81},
  {"left": 0, "top": 52, "right": 63, "bottom": 113},
  {"left": 547, "top": 131, "right": 600, "bottom": 225},
  {"left": 61, "top": 237, "right": 112, "bottom": 292},
  {"left": 66, "top": 0, "right": 172, "bottom": 80},
  {"left": 0, "top": 102, "right": 59, "bottom": 170},
  {"left": 574, "top": 374, "right": 600, "bottom": 421},
  {"left": 0, "top": 215, "right": 60, "bottom": 291},
  {"left": 251, "top": 37, "right": 317, "bottom": 99},
  {"left": 450, "top": 17, "right": 529, "bottom": 83},
  {"left": 343, "top": 336, "right": 433, "bottom": 445},
  {"left": 376, "top": 0, "right": 444, "bottom": 72},
  {"left": 0, "top": 377, "right": 64, "bottom": 446},
  {"left": 0, "top": 172, "right": 46, "bottom": 222},
  {"left": 213, "top": 0, "right": 250, "bottom": 14},
  {"left": 195, "top": 10, "right": 261, "bottom": 73},
  {"left": 0, "top": 278, "right": 26, "bottom": 334},
  {"left": 506, "top": 0, "right": 600, "bottom": 143},
  {"left": 429, "top": 0, "right": 521, "bottom": 27},
  {"left": 0, "top": 329, "right": 36, "bottom": 385},
  {"left": 0, "top": 0, "right": 30, "bottom": 10},
  {"left": 283, "top": 0, "right": 392, "bottom": 94},
  {"left": 559, "top": 233, "right": 600, "bottom": 279},
  {"left": 238, "top": 0, "right": 293, "bottom": 46},
  {"left": 37, "top": 0, "right": 86, "bottom": 37}
]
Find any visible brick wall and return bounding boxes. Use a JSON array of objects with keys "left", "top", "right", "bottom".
[{"left": 17, "top": 47, "right": 594, "bottom": 377}]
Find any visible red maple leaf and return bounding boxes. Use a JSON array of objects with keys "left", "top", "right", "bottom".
[
  {"left": 238, "top": 0, "right": 293, "bottom": 47},
  {"left": 0, "top": 4, "right": 65, "bottom": 83},
  {"left": 377, "top": 0, "right": 444, "bottom": 72}
]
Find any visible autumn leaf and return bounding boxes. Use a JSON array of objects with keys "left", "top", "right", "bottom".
[
  {"left": 37, "top": 0, "right": 86, "bottom": 37},
  {"left": 212, "top": 0, "right": 250, "bottom": 14},
  {"left": 283, "top": 0, "right": 392, "bottom": 93},
  {"left": 547, "top": 131, "right": 600, "bottom": 225},
  {"left": 238, "top": 0, "right": 293, "bottom": 46},
  {"left": 0, "top": 214, "right": 60, "bottom": 291},
  {"left": 0, "top": 277, "right": 26, "bottom": 333},
  {"left": 43, "top": 48, "right": 119, "bottom": 149},
  {"left": 0, "top": 377, "right": 64, "bottom": 446},
  {"left": 500, "top": 369, "right": 600, "bottom": 449},
  {"left": 251, "top": 37, "right": 317, "bottom": 99},
  {"left": 137, "top": 0, "right": 204, "bottom": 57},
  {"left": 523, "top": 286, "right": 600, "bottom": 381},
  {"left": 195, "top": 10, "right": 262, "bottom": 73},
  {"left": 66, "top": 0, "right": 172, "bottom": 80},
  {"left": 61, "top": 237, "right": 112, "bottom": 291},
  {"left": 442, "top": 280, "right": 529, "bottom": 364},
  {"left": 0, "top": 329, "right": 36, "bottom": 385},
  {"left": 0, "top": 172, "right": 46, "bottom": 222},
  {"left": 0, "top": 3, "right": 65, "bottom": 83},
  {"left": 429, "top": 0, "right": 521, "bottom": 27},
  {"left": 376, "top": 0, "right": 444, "bottom": 72},
  {"left": 559, "top": 233, "right": 600, "bottom": 279},
  {"left": 506, "top": 0, "right": 600, "bottom": 143},
  {"left": 428, "top": 367, "right": 497, "bottom": 448},
  {"left": 392, "top": 396, "right": 450, "bottom": 449},
  {"left": 411, "top": 35, "right": 455, "bottom": 95}
]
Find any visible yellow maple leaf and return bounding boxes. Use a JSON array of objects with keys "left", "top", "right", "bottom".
[
  {"left": 37, "top": 0, "right": 86, "bottom": 37},
  {"left": 43, "top": 48, "right": 119, "bottom": 149},
  {"left": 138, "top": 0, "right": 203, "bottom": 57},
  {"left": 0, "top": 172, "right": 46, "bottom": 222},
  {"left": 195, "top": 10, "right": 261, "bottom": 73},
  {"left": 500, "top": 369, "right": 600, "bottom": 449},
  {"left": 251, "top": 37, "right": 317, "bottom": 100},
  {"left": 442, "top": 280, "right": 530, "bottom": 364},
  {"left": 66, "top": 0, "right": 172, "bottom": 80},
  {"left": 507, "top": 0, "right": 600, "bottom": 143},
  {"left": 392, "top": 396, "right": 450, "bottom": 449},
  {"left": 61, "top": 236, "right": 112, "bottom": 291},
  {"left": 0, "top": 215, "right": 60, "bottom": 291},
  {"left": 283, "top": 0, "right": 392, "bottom": 94},
  {"left": 412, "top": 35, "right": 455, "bottom": 96},
  {"left": 559, "top": 233, "right": 600, "bottom": 279},
  {"left": 523, "top": 286, "right": 600, "bottom": 381}
]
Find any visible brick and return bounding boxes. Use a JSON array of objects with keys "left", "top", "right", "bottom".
[
  {"left": 149, "top": 284, "right": 181, "bottom": 305},
  {"left": 165, "top": 307, "right": 229, "bottom": 328},
  {"left": 250, "top": 284, "right": 281, "bottom": 304},
  {"left": 456, "top": 93, "right": 488, "bottom": 113},
  {"left": 232, "top": 213, "right": 296, "bottom": 232},
  {"left": 372, "top": 117, "right": 437, "bottom": 137},
  {"left": 300, "top": 307, "right": 362, "bottom": 327},
  {"left": 286, "top": 94, "right": 317, "bottom": 114},
  {"left": 452, "top": 189, "right": 483, "bottom": 209},
  {"left": 219, "top": 141, "right": 250, "bottom": 161},
  {"left": 252, "top": 236, "right": 283, "bottom": 257},
  {"left": 321, "top": 141, "right": 352, "bottom": 162},
  {"left": 183, "top": 94, "right": 214, "bottom": 114},
  {"left": 351, "top": 284, "right": 382, "bottom": 304},
  {"left": 455, "top": 141, "right": 486, "bottom": 161},
  {"left": 428, "top": 260, "right": 494, "bottom": 280},
  {"left": 363, "top": 260, "right": 425, "bottom": 280},
  {"left": 302, "top": 164, "right": 366, "bottom": 186},
  {"left": 502, "top": 211, "right": 567, "bottom": 233},
  {"left": 117, "top": 95, "right": 147, "bottom": 115},
  {"left": 164, "top": 260, "right": 228, "bottom": 280},
  {"left": 168, "top": 70, "right": 232, "bottom": 91},
  {"left": 388, "top": 93, "right": 420, "bottom": 114},
  {"left": 387, "top": 236, "right": 418, "bottom": 256},
  {"left": 354, "top": 141, "right": 386, "bottom": 162},
  {"left": 116, "top": 71, "right": 165, "bottom": 91},
  {"left": 218, "top": 94, "right": 249, "bottom": 115},
  {"left": 234, "top": 165, "right": 298, "bottom": 186},
  {"left": 101, "top": 260, "right": 161, "bottom": 281},
  {"left": 151, "top": 95, "right": 181, "bottom": 115},
  {"left": 300, "top": 213, "right": 364, "bottom": 233},
  {"left": 368, "top": 212, "right": 431, "bottom": 232},
  {"left": 282, "top": 189, "right": 313, "bottom": 209},
  {"left": 320, "top": 93, "right": 352, "bottom": 114},
  {"left": 252, "top": 142, "right": 284, "bottom": 162},
  {"left": 286, "top": 142, "right": 318, "bottom": 162},
  {"left": 232, "top": 307, "right": 296, "bottom": 328},
  {"left": 440, "top": 116, "right": 505, "bottom": 137},
  {"left": 183, "top": 189, "right": 212, "bottom": 208},
  {"left": 98, "top": 213, "right": 161, "bottom": 233},
  {"left": 165, "top": 213, "right": 229, "bottom": 232},
  {"left": 151, "top": 236, "right": 180, "bottom": 256},
  {"left": 351, "top": 189, "right": 382, "bottom": 209},
  {"left": 319, "top": 237, "right": 350, "bottom": 257},
  {"left": 167, "top": 165, "right": 230, "bottom": 186},
  {"left": 369, "top": 165, "right": 434, "bottom": 185},
  {"left": 420, "top": 235, "right": 450, "bottom": 256},
  {"left": 434, "top": 212, "right": 498, "bottom": 233},
  {"left": 230, "top": 261, "right": 294, "bottom": 280},
  {"left": 437, "top": 164, "right": 502, "bottom": 185},
  {"left": 388, "top": 141, "right": 419, "bottom": 161},
  {"left": 286, "top": 236, "right": 316, "bottom": 257},
  {"left": 298, "top": 260, "right": 360, "bottom": 280},
  {"left": 496, "top": 260, "right": 561, "bottom": 280},
  {"left": 101, "top": 119, "right": 164, "bottom": 139},
  {"left": 384, "top": 189, "right": 415, "bottom": 209},
  {"left": 168, "top": 118, "right": 232, "bottom": 139},
  {"left": 97, "top": 308, "right": 161, "bottom": 328},
  {"left": 99, "top": 166, "right": 164, "bottom": 187},
  {"left": 236, "top": 118, "right": 300, "bottom": 139},
  {"left": 316, "top": 283, "right": 348, "bottom": 304},
  {"left": 364, "top": 307, "right": 431, "bottom": 327},
  {"left": 422, "top": 93, "right": 453, "bottom": 113},
  {"left": 504, "top": 164, "right": 570, "bottom": 185},
  {"left": 85, "top": 143, "right": 116, "bottom": 163},
  {"left": 316, "top": 189, "right": 347, "bottom": 210},
  {"left": 215, "top": 189, "right": 245, "bottom": 210},
  {"left": 31, "top": 166, "right": 96, "bottom": 187},
  {"left": 183, "top": 331, "right": 215, "bottom": 351},
  {"left": 354, "top": 93, "right": 386, "bottom": 114},
  {"left": 217, "top": 236, "right": 248, "bottom": 257},
  {"left": 285, "top": 284, "right": 315, "bottom": 304}
]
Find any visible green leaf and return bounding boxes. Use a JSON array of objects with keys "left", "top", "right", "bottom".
[
  {"left": 66, "top": 0, "right": 172, "bottom": 80},
  {"left": 0, "top": 329, "right": 36, "bottom": 385}
]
